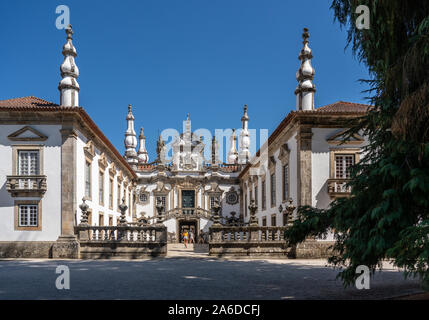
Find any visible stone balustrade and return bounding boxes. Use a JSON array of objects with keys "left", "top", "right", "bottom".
[
  {"left": 74, "top": 224, "right": 167, "bottom": 259},
  {"left": 6, "top": 175, "right": 47, "bottom": 197},
  {"left": 327, "top": 178, "right": 352, "bottom": 198},
  {"left": 209, "top": 225, "right": 292, "bottom": 258}
]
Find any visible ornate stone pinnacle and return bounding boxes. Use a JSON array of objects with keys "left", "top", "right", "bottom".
[
  {"left": 211, "top": 198, "right": 222, "bottom": 225},
  {"left": 248, "top": 199, "right": 258, "bottom": 226},
  {"left": 79, "top": 197, "right": 89, "bottom": 225},
  {"left": 302, "top": 27, "right": 309, "bottom": 42},
  {"left": 118, "top": 197, "right": 128, "bottom": 226},
  {"left": 66, "top": 24, "right": 73, "bottom": 40},
  {"left": 286, "top": 198, "right": 296, "bottom": 225},
  {"left": 155, "top": 197, "right": 165, "bottom": 224}
]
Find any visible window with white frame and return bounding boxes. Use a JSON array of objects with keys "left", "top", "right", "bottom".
[
  {"left": 270, "top": 173, "right": 276, "bottom": 206},
  {"left": 139, "top": 192, "right": 148, "bottom": 203},
  {"left": 84, "top": 161, "right": 91, "bottom": 198},
  {"left": 254, "top": 185, "right": 258, "bottom": 206},
  {"left": 19, "top": 204, "right": 38, "bottom": 227},
  {"left": 335, "top": 155, "right": 355, "bottom": 178},
  {"left": 210, "top": 196, "right": 220, "bottom": 209},
  {"left": 109, "top": 178, "right": 113, "bottom": 208},
  {"left": 283, "top": 164, "right": 289, "bottom": 201},
  {"left": 261, "top": 180, "right": 266, "bottom": 210},
  {"left": 18, "top": 150, "right": 39, "bottom": 175},
  {"left": 99, "top": 171, "right": 104, "bottom": 205},
  {"left": 157, "top": 196, "right": 166, "bottom": 213}
]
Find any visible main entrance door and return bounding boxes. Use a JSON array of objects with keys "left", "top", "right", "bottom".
[{"left": 178, "top": 220, "right": 197, "bottom": 243}]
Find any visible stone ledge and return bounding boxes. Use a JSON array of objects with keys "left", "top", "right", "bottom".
[
  {"left": 294, "top": 241, "right": 335, "bottom": 259},
  {"left": 0, "top": 241, "right": 55, "bottom": 258},
  {"left": 79, "top": 241, "right": 167, "bottom": 259}
]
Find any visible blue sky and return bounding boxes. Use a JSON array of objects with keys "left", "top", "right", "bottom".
[{"left": 0, "top": 0, "right": 370, "bottom": 161}]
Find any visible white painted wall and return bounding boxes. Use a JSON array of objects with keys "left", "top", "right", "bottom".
[
  {"left": 75, "top": 130, "right": 134, "bottom": 227},
  {"left": 251, "top": 131, "right": 298, "bottom": 226},
  {"left": 0, "top": 125, "right": 62, "bottom": 241}
]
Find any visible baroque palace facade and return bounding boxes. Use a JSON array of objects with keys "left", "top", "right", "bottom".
[{"left": 0, "top": 26, "right": 369, "bottom": 258}]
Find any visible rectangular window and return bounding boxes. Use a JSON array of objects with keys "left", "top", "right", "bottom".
[
  {"left": 99, "top": 171, "right": 104, "bottom": 205},
  {"left": 244, "top": 194, "right": 248, "bottom": 217},
  {"left": 261, "top": 180, "right": 266, "bottom": 210},
  {"left": 270, "top": 173, "right": 276, "bottom": 206},
  {"left": 139, "top": 192, "right": 147, "bottom": 202},
  {"left": 18, "top": 150, "right": 39, "bottom": 175},
  {"left": 210, "top": 196, "right": 218, "bottom": 209},
  {"left": 98, "top": 213, "right": 104, "bottom": 226},
  {"left": 109, "top": 179, "right": 113, "bottom": 208},
  {"left": 282, "top": 164, "right": 289, "bottom": 201},
  {"left": 254, "top": 186, "right": 258, "bottom": 206},
  {"left": 262, "top": 216, "right": 267, "bottom": 226},
  {"left": 335, "top": 155, "right": 355, "bottom": 178},
  {"left": 19, "top": 204, "right": 38, "bottom": 227},
  {"left": 157, "top": 196, "right": 166, "bottom": 213},
  {"left": 128, "top": 192, "right": 131, "bottom": 216},
  {"left": 117, "top": 183, "right": 121, "bottom": 208},
  {"left": 283, "top": 212, "right": 288, "bottom": 226},
  {"left": 84, "top": 161, "right": 91, "bottom": 198},
  {"left": 271, "top": 214, "right": 277, "bottom": 227}
]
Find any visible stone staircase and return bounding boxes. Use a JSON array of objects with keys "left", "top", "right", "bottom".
[{"left": 167, "top": 243, "right": 209, "bottom": 258}]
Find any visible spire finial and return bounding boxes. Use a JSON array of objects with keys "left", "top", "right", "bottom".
[
  {"left": 124, "top": 104, "right": 137, "bottom": 167},
  {"left": 227, "top": 128, "right": 239, "bottom": 164},
  {"left": 302, "top": 27, "right": 309, "bottom": 42},
  {"left": 187, "top": 113, "right": 189, "bottom": 120},
  {"left": 137, "top": 127, "right": 148, "bottom": 164},
  {"left": 295, "top": 27, "right": 316, "bottom": 111},
  {"left": 239, "top": 104, "right": 251, "bottom": 164},
  {"left": 58, "top": 23, "right": 79, "bottom": 106}
]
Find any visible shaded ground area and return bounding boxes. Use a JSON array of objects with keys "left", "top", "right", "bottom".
[{"left": 0, "top": 257, "right": 423, "bottom": 300}]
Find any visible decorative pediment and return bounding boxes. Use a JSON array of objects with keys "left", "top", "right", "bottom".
[
  {"left": 154, "top": 181, "right": 170, "bottom": 194},
  {"left": 278, "top": 143, "right": 290, "bottom": 162},
  {"left": 84, "top": 140, "right": 96, "bottom": 160},
  {"left": 98, "top": 153, "right": 108, "bottom": 170},
  {"left": 206, "top": 182, "right": 223, "bottom": 195},
  {"left": 327, "top": 129, "right": 364, "bottom": 145},
  {"left": 268, "top": 155, "right": 276, "bottom": 170},
  {"left": 109, "top": 163, "right": 117, "bottom": 177},
  {"left": 117, "top": 170, "right": 124, "bottom": 183},
  {"left": 8, "top": 126, "right": 48, "bottom": 141}
]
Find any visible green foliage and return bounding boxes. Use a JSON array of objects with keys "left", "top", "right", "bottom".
[{"left": 284, "top": 0, "right": 429, "bottom": 287}]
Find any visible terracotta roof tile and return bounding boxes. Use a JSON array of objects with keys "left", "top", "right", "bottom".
[
  {"left": 313, "top": 101, "right": 371, "bottom": 113},
  {"left": 238, "top": 101, "right": 372, "bottom": 179},
  {"left": 0, "top": 96, "right": 59, "bottom": 108},
  {"left": 0, "top": 96, "right": 136, "bottom": 179}
]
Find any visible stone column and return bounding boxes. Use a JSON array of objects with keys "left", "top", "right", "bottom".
[
  {"left": 53, "top": 126, "right": 79, "bottom": 258},
  {"left": 297, "top": 126, "right": 313, "bottom": 207}
]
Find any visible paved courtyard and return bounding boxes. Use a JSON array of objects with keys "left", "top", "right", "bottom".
[{"left": 0, "top": 250, "right": 423, "bottom": 300}]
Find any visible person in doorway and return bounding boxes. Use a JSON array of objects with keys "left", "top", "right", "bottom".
[
  {"left": 189, "top": 229, "right": 195, "bottom": 244},
  {"left": 183, "top": 231, "right": 188, "bottom": 248}
]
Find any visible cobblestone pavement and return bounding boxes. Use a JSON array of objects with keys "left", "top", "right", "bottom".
[{"left": 0, "top": 253, "right": 423, "bottom": 300}]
